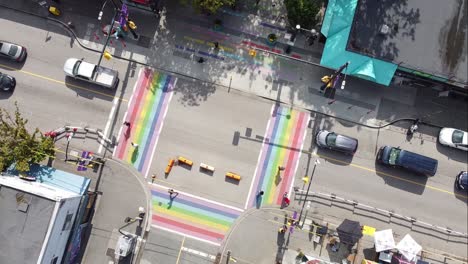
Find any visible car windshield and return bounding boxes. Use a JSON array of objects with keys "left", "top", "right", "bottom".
[
  {"left": 72, "top": 60, "right": 82, "bottom": 75},
  {"left": 326, "top": 133, "right": 337, "bottom": 146},
  {"left": 8, "top": 45, "right": 18, "bottom": 56},
  {"left": 452, "top": 130, "right": 465, "bottom": 144},
  {"left": 388, "top": 148, "right": 401, "bottom": 165}
]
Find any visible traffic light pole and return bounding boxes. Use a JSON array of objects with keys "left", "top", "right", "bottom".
[{"left": 97, "top": 9, "right": 119, "bottom": 68}]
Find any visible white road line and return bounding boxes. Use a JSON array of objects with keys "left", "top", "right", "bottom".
[
  {"left": 143, "top": 78, "right": 177, "bottom": 179},
  {"left": 98, "top": 96, "right": 118, "bottom": 154},
  {"left": 244, "top": 104, "right": 275, "bottom": 209},
  {"left": 311, "top": 117, "right": 325, "bottom": 155},
  {"left": 112, "top": 68, "right": 144, "bottom": 157},
  {"left": 151, "top": 224, "right": 221, "bottom": 246},
  {"left": 182, "top": 247, "right": 216, "bottom": 260},
  {"left": 152, "top": 183, "right": 244, "bottom": 212},
  {"left": 288, "top": 114, "right": 311, "bottom": 198}
]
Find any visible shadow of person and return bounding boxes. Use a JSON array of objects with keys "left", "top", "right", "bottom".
[
  {"left": 131, "top": 147, "right": 139, "bottom": 163},
  {"left": 275, "top": 171, "right": 282, "bottom": 186}
]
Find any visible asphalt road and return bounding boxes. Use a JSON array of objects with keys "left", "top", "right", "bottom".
[
  {"left": 0, "top": 12, "right": 138, "bottom": 155},
  {"left": 146, "top": 77, "right": 467, "bottom": 260},
  {"left": 1, "top": 4, "right": 467, "bottom": 263}
]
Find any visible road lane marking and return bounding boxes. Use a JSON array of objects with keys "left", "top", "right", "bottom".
[
  {"left": 245, "top": 104, "right": 275, "bottom": 209},
  {"left": 98, "top": 95, "right": 119, "bottom": 154},
  {"left": 304, "top": 150, "right": 467, "bottom": 199},
  {"left": 0, "top": 63, "right": 127, "bottom": 102},
  {"left": 181, "top": 247, "right": 216, "bottom": 260},
  {"left": 176, "top": 236, "right": 185, "bottom": 264}
]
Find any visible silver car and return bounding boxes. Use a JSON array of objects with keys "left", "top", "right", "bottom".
[
  {"left": 0, "top": 41, "right": 27, "bottom": 62},
  {"left": 316, "top": 130, "right": 358, "bottom": 155}
]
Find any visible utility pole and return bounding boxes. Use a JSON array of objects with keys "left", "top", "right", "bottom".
[{"left": 298, "top": 159, "right": 320, "bottom": 225}]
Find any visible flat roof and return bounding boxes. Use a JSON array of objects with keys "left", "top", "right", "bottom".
[
  {"left": 348, "top": 0, "right": 467, "bottom": 85},
  {"left": 0, "top": 185, "right": 55, "bottom": 264}
]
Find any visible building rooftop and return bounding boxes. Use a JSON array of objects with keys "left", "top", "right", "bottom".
[
  {"left": 348, "top": 0, "right": 467, "bottom": 86},
  {"left": 0, "top": 183, "right": 55, "bottom": 264}
]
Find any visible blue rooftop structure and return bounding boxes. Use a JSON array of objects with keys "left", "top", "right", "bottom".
[
  {"left": 320, "top": 0, "right": 398, "bottom": 86},
  {"left": 6, "top": 163, "right": 90, "bottom": 195}
]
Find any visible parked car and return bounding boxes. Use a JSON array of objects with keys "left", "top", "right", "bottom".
[
  {"left": 455, "top": 171, "right": 468, "bottom": 191},
  {"left": 316, "top": 130, "right": 358, "bottom": 155},
  {"left": 438, "top": 128, "right": 468, "bottom": 151},
  {"left": 63, "top": 58, "right": 119, "bottom": 89},
  {"left": 376, "top": 146, "right": 438, "bottom": 176},
  {"left": 0, "top": 72, "right": 16, "bottom": 92},
  {"left": 0, "top": 41, "right": 27, "bottom": 62}
]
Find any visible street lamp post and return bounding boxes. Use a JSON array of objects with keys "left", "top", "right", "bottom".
[
  {"left": 298, "top": 159, "right": 320, "bottom": 225},
  {"left": 97, "top": 0, "right": 121, "bottom": 68}
]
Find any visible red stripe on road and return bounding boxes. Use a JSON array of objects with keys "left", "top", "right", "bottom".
[{"left": 152, "top": 214, "right": 225, "bottom": 241}]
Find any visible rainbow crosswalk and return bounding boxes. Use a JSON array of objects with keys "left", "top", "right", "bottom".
[
  {"left": 150, "top": 184, "right": 243, "bottom": 246},
  {"left": 114, "top": 68, "right": 177, "bottom": 177},
  {"left": 246, "top": 105, "right": 310, "bottom": 208}
]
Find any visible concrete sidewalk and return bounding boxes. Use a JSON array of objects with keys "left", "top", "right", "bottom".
[
  {"left": 219, "top": 206, "right": 466, "bottom": 264},
  {"left": 1, "top": 0, "right": 466, "bottom": 130}
]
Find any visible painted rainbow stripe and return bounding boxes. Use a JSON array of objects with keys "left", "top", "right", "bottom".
[
  {"left": 150, "top": 185, "right": 243, "bottom": 246},
  {"left": 246, "top": 105, "right": 309, "bottom": 208},
  {"left": 115, "top": 68, "right": 177, "bottom": 176}
]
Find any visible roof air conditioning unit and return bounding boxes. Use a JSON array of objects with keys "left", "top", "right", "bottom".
[{"left": 380, "top": 24, "right": 390, "bottom": 35}]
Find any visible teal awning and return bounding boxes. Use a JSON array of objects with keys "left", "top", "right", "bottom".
[{"left": 320, "top": 0, "right": 397, "bottom": 86}]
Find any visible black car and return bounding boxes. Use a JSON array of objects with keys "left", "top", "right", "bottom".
[
  {"left": 0, "top": 72, "right": 16, "bottom": 92},
  {"left": 455, "top": 171, "right": 468, "bottom": 191},
  {"left": 315, "top": 130, "right": 358, "bottom": 155}
]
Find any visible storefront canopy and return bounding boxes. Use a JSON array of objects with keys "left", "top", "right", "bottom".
[
  {"left": 320, "top": 0, "right": 398, "bottom": 86},
  {"left": 397, "top": 234, "right": 422, "bottom": 261}
]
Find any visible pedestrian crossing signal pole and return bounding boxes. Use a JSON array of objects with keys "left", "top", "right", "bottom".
[{"left": 297, "top": 159, "right": 320, "bottom": 226}]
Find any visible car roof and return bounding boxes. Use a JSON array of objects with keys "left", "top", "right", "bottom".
[{"left": 335, "top": 135, "right": 358, "bottom": 150}]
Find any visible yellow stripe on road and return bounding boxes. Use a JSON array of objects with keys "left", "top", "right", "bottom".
[
  {"left": 304, "top": 150, "right": 467, "bottom": 199},
  {"left": 0, "top": 63, "right": 127, "bottom": 102}
]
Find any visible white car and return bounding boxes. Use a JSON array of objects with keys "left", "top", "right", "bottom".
[
  {"left": 0, "top": 41, "right": 27, "bottom": 62},
  {"left": 438, "top": 128, "right": 468, "bottom": 151},
  {"left": 64, "top": 58, "right": 119, "bottom": 89}
]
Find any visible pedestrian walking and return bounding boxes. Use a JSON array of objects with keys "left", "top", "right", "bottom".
[
  {"left": 151, "top": 174, "right": 156, "bottom": 183},
  {"left": 257, "top": 190, "right": 264, "bottom": 197},
  {"left": 278, "top": 166, "right": 285, "bottom": 171},
  {"left": 168, "top": 188, "right": 178, "bottom": 197},
  {"left": 123, "top": 121, "right": 131, "bottom": 127},
  {"left": 282, "top": 192, "right": 290, "bottom": 207},
  {"left": 278, "top": 225, "right": 287, "bottom": 234},
  {"left": 198, "top": 57, "right": 205, "bottom": 63},
  {"left": 131, "top": 142, "right": 138, "bottom": 148}
]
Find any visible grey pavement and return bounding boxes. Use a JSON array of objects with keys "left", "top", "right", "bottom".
[
  {"left": 219, "top": 205, "right": 467, "bottom": 264},
  {"left": 1, "top": 0, "right": 466, "bottom": 131}
]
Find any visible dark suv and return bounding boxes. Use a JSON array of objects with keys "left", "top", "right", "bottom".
[
  {"left": 315, "top": 130, "right": 358, "bottom": 155},
  {"left": 455, "top": 171, "right": 468, "bottom": 191}
]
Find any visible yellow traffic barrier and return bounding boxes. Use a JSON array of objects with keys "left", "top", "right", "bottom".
[
  {"left": 226, "top": 172, "right": 241, "bottom": 181},
  {"left": 178, "top": 156, "right": 193, "bottom": 166},
  {"left": 165, "top": 159, "right": 175, "bottom": 174}
]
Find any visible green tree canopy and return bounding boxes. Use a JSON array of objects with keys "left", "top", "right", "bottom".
[
  {"left": 284, "top": 0, "right": 321, "bottom": 30},
  {"left": 0, "top": 103, "right": 55, "bottom": 172},
  {"left": 193, "top": 0, "right": 235, "bottom": 14}
]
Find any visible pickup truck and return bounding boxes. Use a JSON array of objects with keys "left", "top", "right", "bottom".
[{"left": 63, "top": 58, "right": 119, "bottom": 89}]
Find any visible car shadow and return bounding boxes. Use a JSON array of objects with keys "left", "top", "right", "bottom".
[
  {"left": 453, "top": 177, "right": 468, "bottom": 203},
  {"left": 0, "top": 57, "right": 26, "bottom": 70},
  {"left": 315, "top": 147, "right": 354, "bottom": 166},
  {"left": 64, "top": 76, "right": 117, "bottom": 101},
  {"left": 374, "top": 161, "right": 427, "bottom": 195},
  {"left": 435, "top": 141, "right": 468, "bottom": 163}
]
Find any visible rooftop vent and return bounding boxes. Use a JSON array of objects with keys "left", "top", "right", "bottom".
[{"left": 380, "top": 24, "right": 391, "bottom": 35}]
